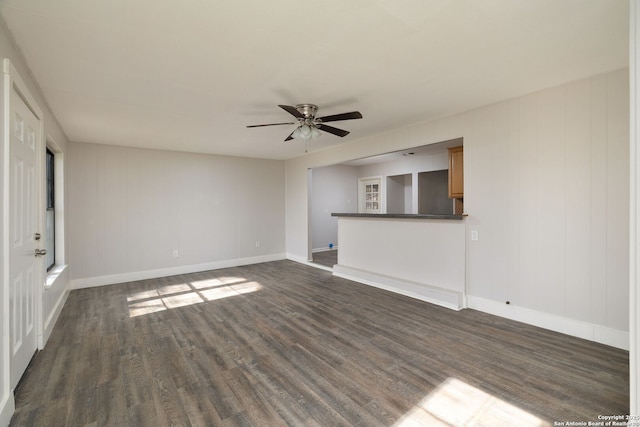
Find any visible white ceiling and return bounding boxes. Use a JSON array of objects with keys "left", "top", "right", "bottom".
[{"left": 0, "top": 0, "right": 629, "bottom": 160}]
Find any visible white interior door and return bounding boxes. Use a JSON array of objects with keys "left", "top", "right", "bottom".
[{"left": 9, "top": 83, "right": 42, "bottom": 389}]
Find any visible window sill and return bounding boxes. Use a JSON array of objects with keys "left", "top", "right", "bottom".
[{"left": 45, "top": 264, "right": 68, "bottom": 289}]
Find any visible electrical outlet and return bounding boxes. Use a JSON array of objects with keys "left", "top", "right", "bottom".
[
  {"left": 470, "top": 231, "right": 479, "bottom": 241},
  {"left": 255, "top": 241, "right": 261, "bottom": 248},
  {"left": 172, "top": 249, "right": 179, "bottom": 258}
]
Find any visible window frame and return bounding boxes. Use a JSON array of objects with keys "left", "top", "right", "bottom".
[
  {"left": 358, "top": 176, "right": 383, "bottom": 214},
  {"left": 45, "top": 147, "right": 55, "bottom": 272}
]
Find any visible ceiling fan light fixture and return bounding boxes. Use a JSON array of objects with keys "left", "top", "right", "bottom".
[
  {"left": 292, "top": 124, "right": 321, "bottom": 141},
  {"left": 292, "top": 126, "right": 302, "bottom": 139},
  {"left": 300, "top": 124, "right": 312, "bottom": 139},
  {"left": 311, "top": 126, "right": 321, "bottom": 139}
]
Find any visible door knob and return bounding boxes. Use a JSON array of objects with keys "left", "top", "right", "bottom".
[{"left": 35, "top": 249, "right": 47, "bottom": 257}]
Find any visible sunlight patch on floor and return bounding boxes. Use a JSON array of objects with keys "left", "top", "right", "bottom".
[
  {"left": 162, "top": 291, "right": 205, "bottom": 309},
  {"left": 393, "top": 378, "right": 550, "bottom": 427},
  {"left": 158, "top": 283, "right": 193, "bottom": 295},
  {"left": 191, "top": 276, "right": 246, "bottom": 289},
  {"left": 127, "top": 289, "right": 161, "bottom": 303},
  {"left": 128, "top": 298, "right": 166, "bottom": 317},
  {"left": 128, "top": 277, "right": 261, "bottom": 317},
  {"left": 200, "top": 282, "right": 262, "bottom": 301}
]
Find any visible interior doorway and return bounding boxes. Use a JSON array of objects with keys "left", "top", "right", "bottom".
[{"left": 3, "top": 59, "right": 46, "bottom": 390}]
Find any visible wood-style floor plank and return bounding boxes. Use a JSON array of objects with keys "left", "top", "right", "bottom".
[
  {"left": 10, "top": 260, "right": 629, "bottom": 426},
  {"left": 311, "top": 250, "right": 337, "bottom": 268}
]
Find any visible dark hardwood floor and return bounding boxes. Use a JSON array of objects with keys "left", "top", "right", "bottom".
[
  {"left": 311, "top": 250, "right": 337, "bottom": 269},
  {"left": 11, "top": 260, "right": 629, "bottom": 426}
]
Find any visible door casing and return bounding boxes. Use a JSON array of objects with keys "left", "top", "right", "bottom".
[{"left": 2, "top": 58, "right": 46, "bottom": 392}]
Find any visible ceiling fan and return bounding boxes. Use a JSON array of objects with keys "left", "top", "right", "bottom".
[{"left": 247, "top": 104, "right": 363, "bottom": 141}]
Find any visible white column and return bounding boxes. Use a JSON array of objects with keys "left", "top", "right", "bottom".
[{"left": 630, "top": 0, "right": 639, "bottom": 415}]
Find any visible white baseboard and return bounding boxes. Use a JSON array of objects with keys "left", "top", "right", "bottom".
[
  {"left": 286, "top": 253, "right": 312, "bottom": 264},
  {"left": 287, "top": 256, "right": 333, "bottom": 272},
  {"left": 312, "top": 246, "right": 338, "bottom": 253},
  {"left": 332, "top": 264, "right": 463, "bottom": 311},
  {"left": 0, "top": 393, "right": 15, "bottom": 427},
  {"left": 286, "top": 254, "right": 332, "bottom": 271},
  {"left": 467, "top": 296, "right": 629, "bottom": 351},
  {"left": 70, "top": 253, "right": 286, "bottom": 290},
  {"left": 42, "top": 288, "right": 69, "bottom": 346}
]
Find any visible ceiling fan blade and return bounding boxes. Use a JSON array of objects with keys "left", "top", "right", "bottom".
[
  {"left": 317, "top": 124, "right": 350, "bottom": 137},
  {"left": 316, "top": 111, "right": 362, "bottom": 123},
  {"left": 246, "top": 122, "right": 295, "bottom": 128},
  {"left": 278, "top": 105, "right": 304, "bottom": 119},
  {"left": 284, "top": 131, "right": 295, "bottom": 141}
]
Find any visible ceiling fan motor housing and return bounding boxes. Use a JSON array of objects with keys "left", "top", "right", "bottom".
[{"left": 296, "top": 104, "right": 318, "bottom": 120}]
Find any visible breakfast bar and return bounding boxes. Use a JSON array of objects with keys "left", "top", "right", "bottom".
[{"left": 331, "top": 213, "right": 467, "bottom": 310}]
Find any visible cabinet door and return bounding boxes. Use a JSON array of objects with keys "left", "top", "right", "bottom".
[{"left": 448, "top": 146, "right": 463, "bottom": 198}]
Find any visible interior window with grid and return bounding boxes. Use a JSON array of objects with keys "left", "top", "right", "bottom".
[
  {"left": 46, "top": 148, "right": 55, "bottom": 271},
  {"left": 365, "top": 183, "right": 379, "bottom": 212}
]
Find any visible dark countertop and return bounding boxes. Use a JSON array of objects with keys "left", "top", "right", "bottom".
[{"left": 331, "top": 213, "right": 465, "bottom": 220}]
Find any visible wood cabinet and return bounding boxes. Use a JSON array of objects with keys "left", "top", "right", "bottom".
[{"left": 448, "top": 146, "right": 463, "bottom": 198}]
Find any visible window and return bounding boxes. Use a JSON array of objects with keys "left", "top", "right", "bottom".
[
  {"left": 365, "top": 183, "right": 379, "bottom": 212},
  {"left": 358, "top": 177, "right": 382, "bottom": 213},
  {"left": 45, "top": 148, "right": 55, "bottom": 271}
]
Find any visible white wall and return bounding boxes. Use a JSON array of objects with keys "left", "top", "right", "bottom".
[
  {"left": 386, "top": 175, "right": 407, "bottom": 214},
  {"left": 335, "top": 217, "right": 466, "bottom": 310},
  {"left": 465, "top": 70, "right": 629, "bottom": 349},
  {"left": 286, "top": 68, "right": 629, "bottom": 349},
  {"left": 404, "top": 175, "right": 412, "bottom": 213},
  {"left": 356, "top": 150, "right": 449, "bottom": 178},
  {"left": 310, "top": 165, "right": 357, "bottom": 252},
  {"left": 357, "top": 149, "right": 450, "bottom": 215},
  {"left": 309, "top": 151, "right": 450, "bottom": 248},
  {"left": 0, "top": 19, "right": 70, "bottom": 425},
  {"left": 68, "top": 143, "right": 285, "bottom": 286}
]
